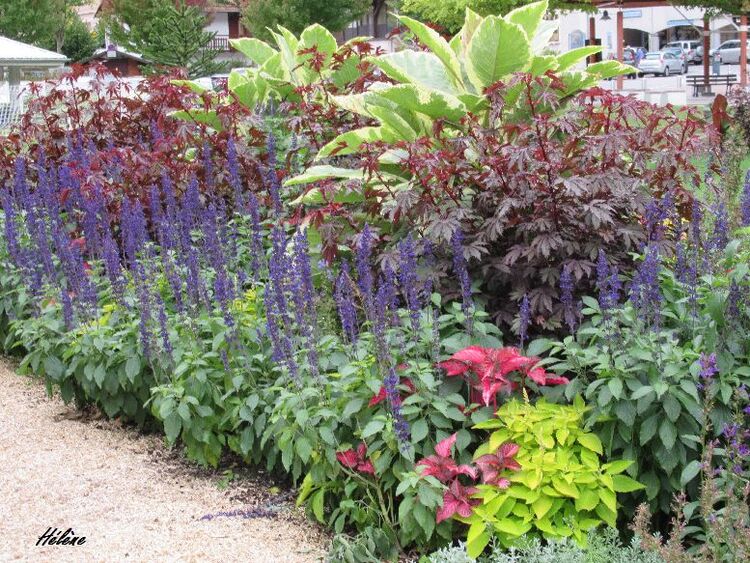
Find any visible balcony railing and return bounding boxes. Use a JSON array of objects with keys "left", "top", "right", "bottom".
[{"left": 207, "top": 35, "right": 230, "bottom": 52}]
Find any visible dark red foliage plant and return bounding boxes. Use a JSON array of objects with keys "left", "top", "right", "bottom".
[
  {"left": 303, "top": 73, "right": 716, "bottom": 330},
  {"left": 0, "top": 64, "right": 269, "bottom": 208}
]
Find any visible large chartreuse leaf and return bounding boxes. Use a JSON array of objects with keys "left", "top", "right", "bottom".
[
  {"left": 466, "top": 16, "right": 530, "bottom": 91},
  {"left": 171, "top": 109, "right": 222, "bottom": 131},
  {"left": 230, "top": 38, "right": 276, "bottom": 66},
  {"left": 370, "top": 51, "right": 459, "bottom": 96},
  {"left": 297, "top": 24, "right": 338, "bottom": 83},
  {"left": 397, "top": 14, "right": 463, "bottom": 88},
  {"left": 284, "top": 165, "right": 367, "bottom": 186},
  {"left": 587, "top": 60, "right": 636, "bottom": 79},
  {"left": 506, "top": 0, "right": 548, "bottom": 40},
  {"left": 368, "top": 106, "right": 420, "bottom": 140},
  {"left": 316, "top": 126, "right": 393, "bottom": 159},
  {"left": 556, "top": 46, "right": 603, "bottom": 71},
  {"left": 376, "top": 84, "right": 467, "bottom": 122}
]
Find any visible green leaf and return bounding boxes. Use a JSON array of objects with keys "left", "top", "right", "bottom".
[
  {"left": 640, "top": 414, "right": 659, "bottom": 445},
  {"left": 603, "top": 460, "right": 633, "bottom": 475},
  {"left": 295, "top": 436, "right": 313, "bottom": 464},
  {"left": 466, "top": 521, "right": 490, "bottom": 558},
  {"left": 577, "top": 433, "right": 603, "bottom": 455},
  {"left": 552, "top": 478, "right": 579, "bottom": 498},
  {"left": 311, "top": 489, "right": 325, "bottom": 522},
  {"left": 506, "top": 0, "right": 547, "bottom": 40},
  {"left": 230, "top": 37, "right": 276, "bottom": 65},
  {"left": 575, "top": 488, "right": 600, "bottom": 511},
  {"left": 342, "top": 398, "right": 364, "bottom": 419},
  {"left": 663, "top": 394, "right": 682, "bottom": 422},
  {"left": 377, "top": 84, "right": 467, "bottom": 122},
  {"left": 43, "top": 356, "right": 65, "bottom": 380},
  {"left": 371, "top": 51, "right": 458, "bottom": 95},
  {"left": 612, "top": 475, "right": 645, "bottom": 493},
  {"left": 680, "top": 460, "right": 702, "bottom": 486},
  {"left": 317, "top": 127, "right": 390, "bottom": 159},
  {"left": 125, "top": 356, "right": 140, "bottom": 383},
  {"left": 361, "top": 419, "right": 385, "bottom": 438},
  {"left": 532, "top": 494, "right": 553, "bottom": 519},
  {"left": 467, "top": 16, "right": 530, "bottom": 90},
  {"left": 608, "top": 378, "right": 623, "bottom": 400},
  {"left": 659, "top": 419, "right": 678, "bottom": 450},
  {"left": 397, "top": 14, "right": 463, "bottom": 87},
  {"left": 411, "top": 419, "right": 429, "bottom": 444},
  {"left": 556, "top": 46, "right": 603, "bottom": 71},
  {"left": 494, "top": 518, "right": 532, "bottom": 537},
  {"left": 284, "top": 165, "right": 366, "bottom": 187},
  {"left": 164, "top": 412, "right": 181, "bottom": 444}
]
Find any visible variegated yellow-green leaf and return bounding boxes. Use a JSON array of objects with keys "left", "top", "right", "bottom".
[
  {"left": 557, "top": 46, "right": 603, "bottom": 72},
  {"left": 587, "top": 60, "right": 635, "bottom": 80},
  {"left": 397, "top": 14, "right": 464, "bottom": 88},
  {"left": 612, "top": 475, "right": 646, "bottom": 493},
  {"left": 316, "top": 127, "right": 391, "bottom": 160},
  {"left": 371, "top": 51, "right": 459, "bottom": 96},
  {"left": 376, "top": 84, "right": 467, "bottom": 122},
  {"left": 284, "top": 165, "right": 366, "bottom": 186},
  {"left": 506, "top": 0, "right": 548, "bottom": 40},
  {"left": 466, "top": 521, "right": 491, "bottom": 558},
  {"left": 467, "top": 16, "right": 530, "bottom": 91},
  {"left": 230, "top": 37, "right": 276, "bottom": 66}
]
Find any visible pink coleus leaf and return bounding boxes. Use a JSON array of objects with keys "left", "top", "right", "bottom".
[
  {"left": 337, "top": 443, "right": 376, "bottom": 476},
  {"left": 436, "top": 480, "right": 479, "bottom": 523},
  {"left": 475, "top": 441, "right": 522, "bottom": 486},
  {"left": 435, "top": 433, "right": 457, "bottom": 457},
  {"left": 336, "top": 449, "right": 359, "bottom": 469}
]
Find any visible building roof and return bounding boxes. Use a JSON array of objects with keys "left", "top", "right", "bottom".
[{"left": 0, "top": 36, "right": 68, "bottom": 67}]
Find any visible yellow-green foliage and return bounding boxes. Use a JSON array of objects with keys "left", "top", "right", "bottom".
[{"left": 463, "top": 397, "right": 644, "bottom": 557}]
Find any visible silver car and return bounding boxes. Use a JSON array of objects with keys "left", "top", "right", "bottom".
[
  {"left": 710, "top": 40, "right": 750, "bottom": 64},
  {"left": 637, "top": 51, "right": 684, "bottom": 76},
  {"left": 664, "top": 40, "right": 702, "bottom": 63}
]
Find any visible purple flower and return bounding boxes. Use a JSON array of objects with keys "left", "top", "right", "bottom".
[
  {"left": 630, "top": 245, "right": 662, "bottom": 329},
  {"left": 709, "top": 202, "right": 729, "bottom": 253},
  {"left": 155, "top": 292, "right": 173, "bottom": 359},
  {"left": 384, "top": 367, "right": 411, "bottom": 446},
  {"left": 355, "top": 225, "right": 375, "bottom": 316},
  {"left": 518, "top": 294, "right": 530, "bottom": 348},
  {"left": 699, "top": 352, "right": 718, "bottom": 381},
  {"left": 227, "top": 137, "right": 244, "bottom": 210},
  {"left": 398, "top": 234, "right": 421, "bottom": 333},
  {"left": 559, "top": 264, "right": 576, "bottom": 333},
  {"left": 690, "top": 198, "right": 702, "bottom": 247},
  {"left": 451, "top": 229, "right": 473, "bottom": 326},
  {"left": 741, "top": 171, "right": 750, "bottom": 227},
  {"left": 335, "top": 261, "right": 358, "bottom": 344}
]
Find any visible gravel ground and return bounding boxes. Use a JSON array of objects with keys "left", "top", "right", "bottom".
[{"left": 0, "top": 360, "right": 328, "bottom": 563}]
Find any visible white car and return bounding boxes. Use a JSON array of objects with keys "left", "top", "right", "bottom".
[
  {"left": 710, "top": 40, "right": 750, "bottom": 64},
  {"left": 664, "top": 40, "right": 702, "bottom": 63},
  {"left": 637, "top": 51, "right": 684, "bottom": 76}
]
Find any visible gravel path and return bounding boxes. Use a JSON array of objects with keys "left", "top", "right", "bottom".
[{"left": 0, "top": 360, "right": 328, "bottom": 562}]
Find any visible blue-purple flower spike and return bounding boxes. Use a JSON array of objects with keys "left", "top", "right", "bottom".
[{"left": 518, "top": 294, "right": 530, "bottom": 348}]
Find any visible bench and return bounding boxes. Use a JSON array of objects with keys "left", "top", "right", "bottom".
[{"left": 687, "top": 74, "right": 737, "bottom": 96}]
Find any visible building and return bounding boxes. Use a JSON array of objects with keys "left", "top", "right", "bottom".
[
  {"left": 335, "top": 0, "right": 398, "bottom": 52},
  {"left": 0, "top": 36, "right": 68, "bottom": 128},
  {"left": 558, "top": 6, "right": 737, "bottom": 59},
  {"left": 91, "top": 1, "right": 250, "bottom": 75}
]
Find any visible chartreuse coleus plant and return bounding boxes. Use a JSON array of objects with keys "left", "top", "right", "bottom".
[
  {"left": 460, "top": 397, "right": 644, "bottom": 557},
  {"left": 285, "top": 0, "right": 633, "bottom": 186}
]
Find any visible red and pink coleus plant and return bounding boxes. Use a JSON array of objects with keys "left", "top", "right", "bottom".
[
  {"left": 336, "top": 442, "right": 375, "bottom": 475},
  {"left": 439, "top": 346, "right": 568, "bottom": 407},
  {"left": 417, "top": 433, "right": 520, "bottom": 523}
]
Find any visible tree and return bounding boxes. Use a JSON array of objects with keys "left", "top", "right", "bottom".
[
  {"left": 397, "top": 0, "right": 591, "bottom": 34},
  {"left": 0, "top": 0, "right": 84, "bottom": 53},
  {"left": 672, "top": 1, "right": 749, "bottom": 17},
  {"left": 61, "top": 13, "right": 99, "bottom": 63},
  {"left": 105, "top": 0, "right": 227, "bottom": 78},
  {"left": 241, "top": 0, "right": 372, "bottom": 40}
]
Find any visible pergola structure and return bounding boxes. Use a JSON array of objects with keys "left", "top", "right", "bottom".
[{"left": 585, "top": 1, "right": 747, "bottom": 92}]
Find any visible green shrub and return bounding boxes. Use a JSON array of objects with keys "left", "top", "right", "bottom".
[{"left": 462, "top": 398, "right": 643, "bottom": 556}]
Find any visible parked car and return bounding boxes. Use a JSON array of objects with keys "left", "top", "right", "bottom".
[
  {"left": 664, "top": 40, "right": 702, "bottom": 63},
  {"left": 709, "top": 40, "right": 750, "bottom": 64},
  {"left": 660, "top": 47, "right": 688, "bottom": 74},
  {"left": 638, "top": 51, "right": 684, "bottom": 76}
]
